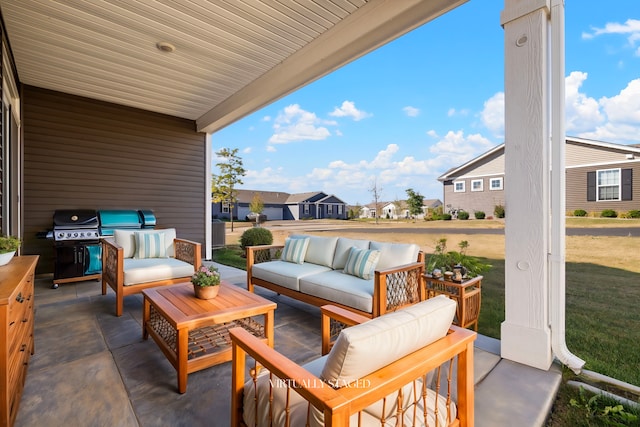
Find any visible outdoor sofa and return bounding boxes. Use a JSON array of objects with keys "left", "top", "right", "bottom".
[{"left": 246, "top": 234, "right": 425, "bottom": 318}]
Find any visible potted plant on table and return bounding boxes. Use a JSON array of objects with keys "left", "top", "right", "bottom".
[
  {"left": 426, "top": 238, "right": 491, "bottom": 282},
  {"left": 0, "top": 235, "right": 21, "bottom": 266},
  {"left": 191, "top": 265, "right": 221, "bottom": 299}
]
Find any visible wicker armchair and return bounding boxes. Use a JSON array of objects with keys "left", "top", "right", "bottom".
[
  {"left": 101, "top": 228, "right": 201, "bottom": 316},
  {"left": 231, "top": 297, "right": 476, "bottom": 427}
]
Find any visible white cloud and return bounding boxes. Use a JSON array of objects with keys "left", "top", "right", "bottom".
[
  {"left": 242, "top": 147, "right": 252, "bottom": 154},
  {"left": 426, "top": 130, "right": 439, "bottom": 138},
  {"left": 583, "top": 19, "right": 640, "bottom": 43},
  {"left": 403, "top": 106, "right": 420, "bottom": 117},
  {"left": 578, "top": 78, "right": 640, "bottom": 143},
  {"left": 268, "top": 104, "right": 331, "bottom": 144},
  {"left": 565, "top": 71, "right": 604, "bottom": 133},
  {"left": 262, "top": 115, "right": 271, "bottom": 122},
  {"left": 329, "top": 101, "right": 372, "bottom": 121},
  {"left": 480, "top": 92, "right": 504, "bottom": 137}
]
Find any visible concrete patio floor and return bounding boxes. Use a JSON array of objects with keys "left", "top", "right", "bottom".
[{"left": 15, "top": 262, "right": 562, "bottom": 426}]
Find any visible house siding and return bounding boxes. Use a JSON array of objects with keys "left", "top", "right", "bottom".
[
  {"left": 566, "top": 162, "right": 640, "bottom": 214},
  {"left": 22, "top": 86, "right": 206, "bottom": 274},
  {"left": 566, "top": 141, "right": 634, "bottom": 167},
  {"left": 443, "top": 176, "right": 505, "bottom": 216}
]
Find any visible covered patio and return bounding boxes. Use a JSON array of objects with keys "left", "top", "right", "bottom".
[
  {"left": 15, "top": 263, "right": 560, "bottom": 426},
  {"left": 1, "top": 0, "right": 579, "bottom": 425}
]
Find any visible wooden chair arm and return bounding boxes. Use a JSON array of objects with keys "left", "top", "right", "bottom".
[
  {"left": 373, "top": 261, "right": 425, "bottom": 317},
  {"left": 230, "top": 327, "right": 344, "bottom": 426},
  {"left": 101, "top": 237, "right": 123, "bottom": 286},
  {"left": 321, "top": 305, "right": 370, "bottom": 355},
  {"left": 174, "top": 238, "right": 201, "bottom": 268}
]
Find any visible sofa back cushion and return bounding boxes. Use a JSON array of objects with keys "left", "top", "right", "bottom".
[
  {"left": 332, "top": 237, "right": 371, "bottom": 270},
  {"left": 320, "top": 295, "right": 456, "bottom": 387},
  {"left": 290, "top": 235, "right": 338, "bottom": 268},
  {"left": 369, "top": 241, "right": 420, "bottom": 270},
  {"left": 114, "top": 228, "right": 177, "bottom": 258}
]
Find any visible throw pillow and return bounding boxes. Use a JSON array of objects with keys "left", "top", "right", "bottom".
[
  {"left": 281, "top": 237, "right": 310, "bottom": 264},
  {"left": 133, "top": 231, "right": 167, "bottom": 259},
  {"left": 342, "top": 247, "right": 380, "bottom": 280}
]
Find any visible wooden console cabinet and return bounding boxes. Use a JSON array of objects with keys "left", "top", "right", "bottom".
[{"left": 0, "top": 255, "right": 38, "bottom": 427}]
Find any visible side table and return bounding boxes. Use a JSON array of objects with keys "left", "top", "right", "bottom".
[{"left": 423, "top": 274, "right": 482, "bottom": 331}]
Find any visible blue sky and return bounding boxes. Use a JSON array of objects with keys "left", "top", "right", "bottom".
[{"left": 213, "top": 1, "right": 640, "bottom": 206}]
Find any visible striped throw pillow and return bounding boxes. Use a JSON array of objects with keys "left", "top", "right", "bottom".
[
  {"left": 281, "top": 237, "right": 310, "bottom": 264},
  {"left": 343, "top": 247, "right": 380, "bottom": 280},
  {"left": 133, "top": 231, "right": 167, "bottom": 259}
]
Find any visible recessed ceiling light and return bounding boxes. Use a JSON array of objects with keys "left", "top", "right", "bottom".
[{"left": 156, "top": 41, "right": 176, "bottom": 53}]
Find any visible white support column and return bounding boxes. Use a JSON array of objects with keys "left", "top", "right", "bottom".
[
  {"left": 205, "top": 133, "right": 213, "bottom": 260},
  {"left": 500, "top": 0, "right": 553, "bottom": 370}
]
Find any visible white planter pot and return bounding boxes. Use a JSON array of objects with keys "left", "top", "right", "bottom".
[{"left": 0, "top": 251, "right": 16, "bottom": 266}]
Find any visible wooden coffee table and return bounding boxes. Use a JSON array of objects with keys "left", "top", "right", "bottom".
[{"left": 142, "top": 281, "right": 276, "bottom": 393}]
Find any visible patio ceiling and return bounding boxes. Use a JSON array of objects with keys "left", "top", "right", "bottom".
[{"left": 0, "top": 0, "right": 467, "bottom": 133}]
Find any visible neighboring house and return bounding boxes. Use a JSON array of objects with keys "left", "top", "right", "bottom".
[
  {"left": 438, "top": 137, "right": 640, "bottom": 215},
  {"left": 363, "top": 199, "right": 443, "bottom": 219},
  {"left": 212, "top": 190, "right": 348, "bottom": 221}
]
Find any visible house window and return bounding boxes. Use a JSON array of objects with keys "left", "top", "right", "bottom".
[
  {"left": 222, "top": 202, "right": 230, "bottom": 213},
  {"left": 338, "top": 205, "right": 343, "bottom": 214},
  {"left": 327, "top": 204, "right": 333, "bottom": 214},
  {"left": 304, "top": 204, "right": 310, "bottom": 214},
  {"left": 454, "top": 181, "right": 465, "bottom": 192},
  {"left": 490, "top": 177, "right": 503, "bottom": 190},
  {"left": 471, "top": 179, "right": 483, "bottom": 192},
  {"left": 597, "top": 169, "right": 621, "bottom": 201}
]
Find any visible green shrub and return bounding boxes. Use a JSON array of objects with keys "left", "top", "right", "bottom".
[
  {"left": 573, "top": 209, "right": 587, "bottom": 217},
  {"left": 494, "top": 205, "right": 505, "bottom": 218},
  {"left": 441, "top": 213, "right": 452, "bottom": 221},
  {"left": 627, "top": 210, "right": 640, "bottom": 218},
  {"left": 458, "top": 210, "right": 470, "bottom": 220},
  {"left": 474, "top": 211, "right": 486, "bottom": 220},
  {"left": 601, "top": 209, "right": 618, "bottom": 218},
  {"left": 240, "top": 227, "right": 273, "bottom": 249}
]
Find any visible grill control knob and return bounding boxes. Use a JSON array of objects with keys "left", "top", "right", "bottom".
[{"left": 73, "top": 232, "right": 78, "bottom": 237}]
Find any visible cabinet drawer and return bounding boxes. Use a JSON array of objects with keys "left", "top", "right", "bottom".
[{"left": 7, "top": 276, "right": 34, "bottom": 326}]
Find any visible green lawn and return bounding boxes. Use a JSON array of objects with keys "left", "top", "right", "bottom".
[{"left": 212, "top": 244, "right": 640, "bottom": 425}]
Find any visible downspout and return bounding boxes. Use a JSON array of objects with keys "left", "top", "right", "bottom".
[{"left": 549, "top": 0, "right": 585, "bottom": 373}]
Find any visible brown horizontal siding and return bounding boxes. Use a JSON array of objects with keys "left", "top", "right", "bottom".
[
  {"left": 443, "top": 178, "right": 505, "bottom": 217},
  {"left": 22, "top": 86, "right": 206, "bottom": 274},
  {"left": 566, "top": 164, "right": 640, "bottom": 214}
]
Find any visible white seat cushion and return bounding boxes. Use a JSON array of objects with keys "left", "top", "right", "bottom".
[
  {"left": 251, "top": 260, "right": 332, "bottom": 292},
  {"left": 122, "top": 257, "right": 194, "bottom": 286},
  {"left": 299, "top": 270, "right": 374, "bottom": 314}
]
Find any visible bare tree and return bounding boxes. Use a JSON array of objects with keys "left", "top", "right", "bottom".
[{"left": 369, "top": 178, "right": 383, "bottom": 225}]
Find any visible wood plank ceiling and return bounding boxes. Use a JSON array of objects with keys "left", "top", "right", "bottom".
[{"left": 0, "top": 0, "right": 467, "bottom": 133}]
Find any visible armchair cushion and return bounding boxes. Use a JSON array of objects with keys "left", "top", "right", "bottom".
[
  {"left": 321, "top": 295, "right": 456, "bottom": 386},
  {"left": 122, "top": 258, "right": 195, "bottom": 286},
  {"left": 332, "top": 237, "right": 371, "bottom": 269},
  {"left": 291, "top": 234, "right": 338, "bottom": 267},
  {"left": 133, "top": 231, "right": 167, "bottom": 259},
  {"left": 114, "top": 228, "right": 177, "bottom": 258}
]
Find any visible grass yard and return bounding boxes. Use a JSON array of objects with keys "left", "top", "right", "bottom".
[{"left": 216, "top": 220, "right": 640, "bottom": 425}]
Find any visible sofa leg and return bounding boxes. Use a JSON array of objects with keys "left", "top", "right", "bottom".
[{"left": 116, "top": 297, "right": 123, "bottom": 317}]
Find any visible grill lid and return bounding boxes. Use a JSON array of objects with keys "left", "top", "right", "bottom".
[{"left": 53, "top": 209, "right": 99, "bottom": 228}]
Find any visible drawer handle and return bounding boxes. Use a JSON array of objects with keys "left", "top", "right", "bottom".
[
  {"left": 16, "top": 293, "right": 25, "bottom": 303},
  {"left": 22, "top": 318, "right": 28, "bottom": 323},
  {"left": 9, "top": 321, "right": 15, "bottom": 326},
  {"left": 20, "top": 344, "right": 26, "bottom": 352}
]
